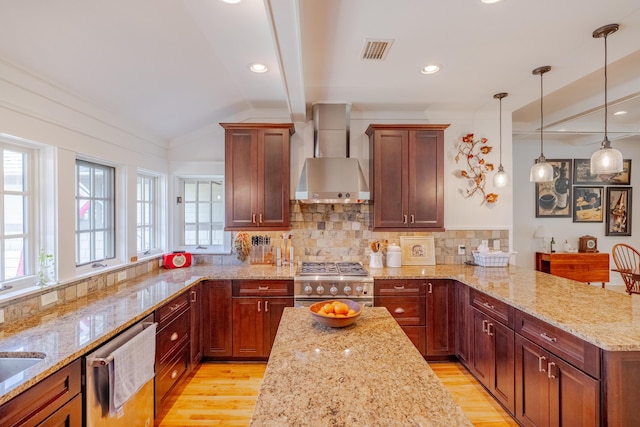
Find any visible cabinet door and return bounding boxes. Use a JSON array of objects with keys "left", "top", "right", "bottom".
[
  {"left": 202, "top": 280, "right": 233, "bottom": 357},
  {"left": 225, "top": 128, "right": 259, "bottom": 229},
  {"left": 38, "top": 393, "right": 82, "bottom": 427},
  {"left": 471, "top": 308, "right": 494, "bottom": 387},
  {"left": 549, "top": 356, "right": 599, "bottom": 427},
  {"left": 409, "top": 130, "right": 444, "bottom": 228},
  {"left": 426, "top": 280, "right": 454, "bottom": 356},
  {"left": 371, "top": 129, "right": 409, "bottom": 228},
  {"left": 258, "top": 128, "right": 290, "bottom": 228},
  {"left": 233, "top": 297, "right": 265, "bottom": 357},
  {"left": 455, "top": 282, "right": 472, "bottom": 365},
  {"left": 516, "top": 335, "right": 550, "bottom": 427},
  {"left": 190, "top": 283, "right": 203, "bottom": 366},
  {"left": 492, "top": 320, "right": 515, "bottom": 414},
  {"left": 263, "top": 297, "right": 293, "bottom": 355}
]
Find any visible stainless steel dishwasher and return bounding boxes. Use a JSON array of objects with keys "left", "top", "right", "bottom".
[{"left": 84, "top": 313, "right": 156, "bottom": 427}]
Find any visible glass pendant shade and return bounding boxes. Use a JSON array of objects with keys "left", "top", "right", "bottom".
[
  {"left": 530, "top": 157, "right": 554, "bottom": 182},
  {"left": 590, "top": 141, "right": 623, "bottom": 174},
  {"left": 493, "top": 165, "right": 509, "bottom": 187}
]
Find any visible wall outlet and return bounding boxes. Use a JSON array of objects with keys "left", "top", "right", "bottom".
[
  {"left": 481, "top": 239, "right": 489, "bottom": 247},
  {"left": 458, "top": 245, "right": 466, "bottom": 255},
  {"left": 41, "top": 291, "right": 58, "bottom": 306},
  {"left": 0, "top": 309, "right": 4, "bottom": 324},
  {"left": 117, "top": 271, "right": 127, "bottom": 282}
]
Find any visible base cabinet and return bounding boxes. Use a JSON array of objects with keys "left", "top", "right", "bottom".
[
  {"left": 515, "top": 335, "right": 600, "bottom": 427},
  {"left": 189, "top": 283, "right": 203, "bottom": 366},
  {"left": 454, "top": 281, "right": 471, "bottom": 365},
  {"left": 202, "top": 280, "right": 233, "bottom": 358},
  {"left": 426, "top": 280, "right": 455, "bottom": 357}
]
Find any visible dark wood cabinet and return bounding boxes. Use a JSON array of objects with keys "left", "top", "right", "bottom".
[
  {"left": 366, "top": 124, "right": 449, "bottom": 230},
  {"left": 189, "top": 282, "right": 202, "bottom": 366},
  {"left": 0, "top": 359, "right": 82, "bottom": 427},
  {"left": 515, "top": 335, "right": 600, "bottom": 427},
  {"left": 454, "top": 281, "right": 472, "bottom": 365},
  {"left": 202, "top": 280, "right": 233, "bottom": 358},
  {"left": 232, "top": 280, "right": 293, "bottom": 358},
  {"left": 221, "top": 123, "right": 294, "bottom": 231},
  {"left": 426, "top": 279, "right": 455, "bottom": 357}
]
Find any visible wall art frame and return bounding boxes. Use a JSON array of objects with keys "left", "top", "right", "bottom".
[
  {"left": 573, "top": 158, "right": 631, "bottom": 185},
  {"left": 399, "top": 236, "right": 435, "bottom": 266},
  {"left": 572, "top": 186, "right": 604, "bottom": 223},
  {"left": 535, "top": 159, "right": 572, "bottom": 218},
  {"left": 606, "top": 187, "right": 632, "bottom": 236}
]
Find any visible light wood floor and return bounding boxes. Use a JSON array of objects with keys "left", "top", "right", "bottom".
[{"left": 155, "top": 361, "right": 517, "bottom": 426}]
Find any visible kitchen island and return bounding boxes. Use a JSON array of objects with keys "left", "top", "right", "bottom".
[{"left": 250, "top": 306, "right": 472, "bottom": 426}]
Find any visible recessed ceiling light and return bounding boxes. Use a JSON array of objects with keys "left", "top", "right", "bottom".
[
  {"left": 481, "top": 0, "right": 502, "bottom": 4},
  {"left": 220, "top": 0, "right": 242, "bottom": 4},
  {"left": 613, "top": 110, "right": 628, "bottom": 116},
  {"left": 249, "top": 63, "right": 268, "bottom": 73},
  {"left": 420, "top": 64, "right": 440, "bottom": 75}
]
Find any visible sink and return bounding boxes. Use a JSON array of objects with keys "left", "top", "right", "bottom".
[{"left": 0, "top": 351, "right": 46, "bottom": 383}]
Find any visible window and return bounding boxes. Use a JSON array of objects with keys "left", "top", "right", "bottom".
[
  {"left": 75, "top": 160, "right": 115, "bottom": 266},
  {"left": 181, "top": 179, "right": 229, "bottom": 251},
  {"left": 0, "top": 143, "right": 33, "bottom": 284},
  {"left": 137, "top": 173, "right": 157, "bottom": 254}
]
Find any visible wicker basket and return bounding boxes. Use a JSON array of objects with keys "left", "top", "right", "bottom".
[{"left": 472, "top": 251, "right": 511, "bottom": 267}]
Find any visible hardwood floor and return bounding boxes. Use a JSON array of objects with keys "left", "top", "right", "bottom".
[{"left": 155, "top": 361, "right": 517, "bottom": 426}]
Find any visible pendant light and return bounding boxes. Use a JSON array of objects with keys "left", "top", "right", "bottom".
[
  {"left": 590, "top": 23, "right": 623, "bottom": 175},
  {"left": 493, "top": 92, "right": 509, "bottom": 187},
  {"left": 529, "top": 66, "right": 554, "bottom": 182}
]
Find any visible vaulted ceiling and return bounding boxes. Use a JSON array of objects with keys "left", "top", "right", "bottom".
[{"left": 0, "top": 0, "right": 639, "bottom": 145}]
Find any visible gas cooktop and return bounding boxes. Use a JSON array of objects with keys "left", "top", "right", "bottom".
[{"left": 298, "top": 261, "right": 369, "bottom": 277}]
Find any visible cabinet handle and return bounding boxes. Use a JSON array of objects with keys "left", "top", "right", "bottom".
[
  {"left": 540, "top": 332, "right": 557, "bottom": 343},
  {"left": 252, "top": 213, "right": 256, "bottom": 224},
  {"left": 191, "top": 290, "right": 197, "bottom": 303},
  {"left": 394, "top": 307, "right": 405, "bottom": 314},
  {"left": 170, "top": 303, "right": 181, "bottom": 312},
  {"left": 265, "top": 300, "right": 269, "bottom": 312},
  {"left": 487, "top": 323, "right": 494, "bottom": 337},
  {"left": 171, "top": 370, "right": 178, "bottom": 379},
  {"left": 403, "top": 215, "right": 408, "bottom": 224},
  {"left": 258, "top": 286, "right": 270, "bottom": 290},
  {"left": 170, "top": 332, "right": 179, "bottom": 342},
  {"left": 482, "top": 301, "right": 495, "bottom": 310},
  {"left": 482, "top": 319, "right": 488, "bottom": 333},
  {"left": 427, "top": 282, "right": 433, "bottom": 294},
  {"left": 258, "top": 301, "right": 261, "bottom": 312},
  {"left": 410, "top": 214, "right": 415, "bottom": 224},
  {"left": 538, "top": 356, "right": 547, "bottom": 372},
  {"left": 259, "top": 214, "right": 263, "bottom": 224},
  {"left": 393, "top": 285, "right": 405, "bottom": 290},
  {"left": 547, "top": 361, "right": 557, "bottom": 379}
]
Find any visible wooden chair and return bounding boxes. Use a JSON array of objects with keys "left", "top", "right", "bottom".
[{"left": 612, "top": 243, "right": 640, "bottom": 294}]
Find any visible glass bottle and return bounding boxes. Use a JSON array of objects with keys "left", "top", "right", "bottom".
[
  {"left": 554, "top": 161, "right": 570, "bottom": 209},
  {"left": 550, "top": 237, "right": 555, "bottom": 253}
]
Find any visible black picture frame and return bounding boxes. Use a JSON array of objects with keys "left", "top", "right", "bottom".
[
  {"left": 573, "top": 158, "right": 631, "bottom": 185},
  {"left": 535, "top": 159, "right": 572, "bottom": 218},
  {"left": 572, "top": 186, "right": 604, "bottom": 223},
  {"left": 606, "top": 187, "right": 632, "bottom": 236}
]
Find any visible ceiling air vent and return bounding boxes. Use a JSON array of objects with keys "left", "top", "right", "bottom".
[{"left": 361, "top": 39, "right": 394, "bottom": 60}]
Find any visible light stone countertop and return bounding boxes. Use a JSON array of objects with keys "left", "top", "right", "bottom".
[
  {"left": 250, "top": 307, "right": 472, "bottom": 427},
  {"left": 1, "top": 262, "right": 640, "bottom": 407}
]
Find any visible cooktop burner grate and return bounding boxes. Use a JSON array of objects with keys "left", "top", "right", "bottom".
[{"left": 298, "top": 261, "right": 369, "bottom": 276}]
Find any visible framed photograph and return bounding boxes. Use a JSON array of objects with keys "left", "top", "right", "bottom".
[
  {"left": 573, "top": 158, "right": 631, "bottom": 185},
  {"left": 535, "top": 159, "right": 572, "bottom": 218},
  {"left": 606, "top": 187, "right": 632, "bottom": 236},
  {"left": 572, "top": 186, "right": 603, "bottom": 222},
  {"left": 399, "top": 236, "right": 435, "bottom": 266}
]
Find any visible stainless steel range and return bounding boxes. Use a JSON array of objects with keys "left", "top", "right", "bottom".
[{"left": 294, "top": 261, "right": 374, "bottom": 307}]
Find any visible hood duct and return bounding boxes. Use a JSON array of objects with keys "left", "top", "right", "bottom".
[{"left": 295, "top": 103, "right": 370, "bottom": 203}]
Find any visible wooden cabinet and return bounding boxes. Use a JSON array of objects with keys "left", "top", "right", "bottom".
[
  {"left": 535, "top": 251, "right": 609, "bottom": 286},
  {"left": 454, "top": 281, "right": 472, "bottom": 365},
  {"left": 202, "top": 280, "right": 233, "bottom": 358},
  {"left": 189, "top": 282, "right": 202, "bottom": 366},
  {"left": 426, "top": 279, "right": 455, "bottom": 357},
  {"left": 374, "top": 279, "right": 427, "bottom": 355},
  {"left": 366, "top": 124, "right": 449, "bottom": 230},
  {"left": 155, "top": 292, "right": 191, "bottom": 410},
  {"left": 468, "top": 289, "right": 515, "bottom": 414},
  {"left": 232, "top": 280, "right": 293, "bottom": 358},
  {"left": 222, "top": 123, "right": 294, "bottom": 231},
  {"left": 0, "top": 359, "right": 82, "bottom": 427}
]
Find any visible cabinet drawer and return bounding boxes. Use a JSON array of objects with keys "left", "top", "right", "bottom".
[
  {"left": 374, "top": 296, "right": 425, "bottom": 326},
  {"left": 375, "top": 279, "right": 426, "bottom": 296},
  {"left": 156, "top": 291, "right": 190, "bottom": 329},
  {"left": 470, "top": 289, "right": 514, "bottom": 329},
  {"left": 515, "top": 310, "right": 600, "bottom": 379},
  {"left": 155, "top": 343, "right": 190, "bottom": 406},
  {"left": 233, "top": 280, "right": 293, "bottom": 297},
  {"left": 156, "top": 307, "right": 190, "bottom": 364}
]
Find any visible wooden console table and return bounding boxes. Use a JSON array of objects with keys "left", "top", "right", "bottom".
[{"left": 535, "top": 251, "right": 610, "bottom": 287}]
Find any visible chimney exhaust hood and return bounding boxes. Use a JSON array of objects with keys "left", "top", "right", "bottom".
[{"left": 295, "top": 103, "right": 370, "bottom": 203}]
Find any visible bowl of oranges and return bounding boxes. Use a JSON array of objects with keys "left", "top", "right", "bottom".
[{"left": 309, "top": 299, "right": 362, "bottom": 328}]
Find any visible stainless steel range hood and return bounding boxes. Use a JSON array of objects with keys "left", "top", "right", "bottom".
[{"left": 295, "top": 103, "right": 370, "bottom": 203}]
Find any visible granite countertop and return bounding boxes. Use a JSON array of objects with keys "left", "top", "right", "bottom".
[
  {"left": 1, "top": 262, "right": 640, "bottom": 407},
  {"left": 250, "top": 307, "right": 472, "bottom": 427}
]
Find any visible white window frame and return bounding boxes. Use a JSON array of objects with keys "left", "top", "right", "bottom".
[
  {"left": 175, "top": 177, "right": 230, "bottom": 254},
  {"left": 136, "top": 172, "right": 159, "bottom": 255}
]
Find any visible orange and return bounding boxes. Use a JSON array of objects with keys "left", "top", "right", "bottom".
[
  {"left": 334, "top": 302, "right": 349, "bottom": 315},
  {"left": 326, "top": 312, "right": 336, "bottom": 317},
  {"left": 323, "top": 303, "right": 334, "bottom": 314},
  {"left": 347, "top": 309, "right": 356, "bottom": 316}
]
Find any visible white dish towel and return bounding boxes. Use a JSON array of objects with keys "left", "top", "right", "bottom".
[{"left": 108, "top": 322, "right": 156, "bottom": 415}]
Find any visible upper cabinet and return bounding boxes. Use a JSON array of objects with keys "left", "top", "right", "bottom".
[
  {"left": 221, "top": 123, "right": 295, "bottom": 230},
  {"left": 366, "top": 124, "right": 449, "bottom": 230}
]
